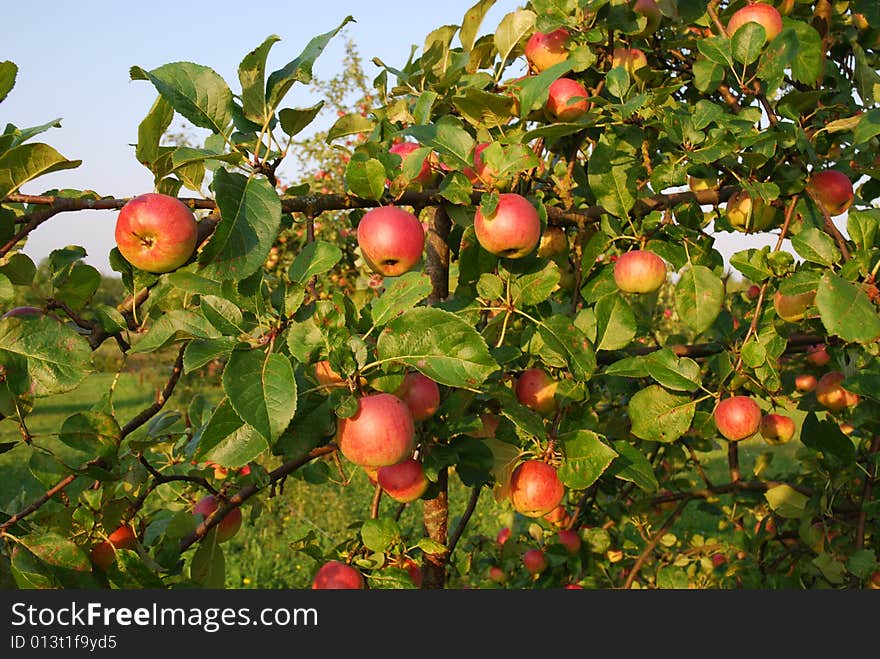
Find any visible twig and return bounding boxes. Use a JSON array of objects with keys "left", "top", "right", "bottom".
[
  {"left": 120, "top": 344, "right": 186, "bottom": 439},
  {"left": 623, "top": 498, "right": 690, "bottom": 589},
  {"left": 447, "top": 486, "right": 481, "bottom": 558}
]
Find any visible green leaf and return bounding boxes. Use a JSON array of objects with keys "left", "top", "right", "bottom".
[
  {"left": 129, "top": 310, "right": 221, "bottom": 354},
  {"left": 815, "top": 273, "right": 880, "bottom": 344},
  {"left": 0, "top": 143, "right": 81, "bottom": 198},
  {"left": 608, "top": 440, "right": 659, "bottom": 493},
  {"left": 183, "top": 337, "right": 238, "bottom": 374},
  {"left": 842, "top": 373, "right": 880, "bottom": 402},
  {"left": 516, "top": 59, "right": 575, "bottom": 116},
  {"left": 510, "top": 260, "right": 560, "bottom": 307},
  {"left": 674, "top": 265, "right": 723, "bottom": 335},
  {"left": 628, "top": 385, "right": 695, "bottom": 443},
  {"left": 18, "top": 533, "right": 93, "bottom": 584},
  {"left": 588, "top": 128, "right": 642, "bottom": 219},
  {"left": 130, "top": 62, "right": 232, "bottom": 136},
  {"left": 535, "top": 316, "right": 596, "bottom": 381},
  {"left": 0, "top": 315, "right": 92, "bottom": 396},
  {"left": 557, "top": 430, "right": 617, "bottom": 490},
  {"left": 288, "top": 240, "right": 343, "bottom": 284},
  {"left": 791, "top": 227, "right": 840, "bottom": 267},
  {"left": 854, "top": 109, "right": 880, "bottom": 145},
  {"left": 279, "top": 101, "right": 325, "bottom": 137},
  {"left": 199, "top": 169, "right": 282, "bottom": 280},
  {"left": 460, "top": 0, "right": 496, "bottom": 51},
  {"left": 0, "top": 253, "right": 36, "bottom": 285},
  {"left": 731, "top": 22, "right": 766, "bottom": 66},
  {"left": 10, "top": 545, "right": 60, "bottom": 589},
  {"left": 194, "top": 398, "right": 269, "bottom": 468},
  {"left": 452, "top": 88, "right": 516, "bottom": 128},
  {"left": 439, "top": 171, "right": 474, "bottom": 205},
  {"left": 238, "top": 34, "right": 281, "bottom": 124},
  {"left": 765, "top": 484, "right": 809, "bottom": 519},
  {"left": 191, "top": 537, "right": 225, "bottom": 587},
  {"left": 266, "top": 16, "right": 354, "bottom": 114},
  {"left": 0, "top": 273, "right": 12, "bottom": 305},
  {"left": 361, "top": 517, "right": 401, "bottom": 553},
  {"left": 847, "top": 209, "right": 879, "bottom": 251},
  {"left": 787, "top": 22, "right": 823, "bottom": 86},
  {"left": 730, "top": 247, "right": 772, "bottom": 282},
  {"left": 326, "top": 112, "right": 374, "bottom": 143},
  {"left": 370, "top": 271, "right": 433, "bottom": 328},
  {"left": 405, "top": 115, "right": 475, "bottom": 169},
  {"left": 800, "top": 411, "right": 855, "bottom": 464},
  {"left": 494, "top": 389, "right": 547, "bottom": 439},
  {"left": 345, "top": 156, "right": 386, "bottom": 201},
  {"left": 644, "top": 349, "right": 701, "bottom": 392},
  {"left": 136, "top": 96, "right": 174, "bottom": 168},
  {"left": 376, "top": 307, "right": 498, "bottom": 389},
  {"left": 222, "top": 350, "right": 297, "bottom": 442},
  {"left": 0, "top": 60, "right": 17, "bottom": 104},
  {"left": 59, "top": 411, "right": 120, "bottom": 460},
  {"left": 696, "top": 36, "right": 734, "bottom": 69},
  {"left": 494, "top": 8, "right": 536, "bottom": 67},
  {"left": 594, "top": 293, "right": 637, "bottom": 351}
]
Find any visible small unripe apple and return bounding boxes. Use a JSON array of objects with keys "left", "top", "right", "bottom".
[
  {"left": 393, "top": 372, "right": 440, "bottom": 422},
  {"left": 377, "top": 458, "right": 429, "bottom": 503},
  {"left": 524, "top": 28, "right": 571, "bottom": 72},
  {"left": 537, "top": 225, "right": 569, "bottom": 259},
  {"left": 713, "top": 395, "right": 762, "bottom": 442},
  {"left": 611, "top": 47, "right": 648, "bottom": 76},
  {"left": 193, "top": 495, "right": 242, "bottom": 543},
  {"left": 815, "top": 371, "right": 859, "bottom": 412},
  {"left": 545, "top": 78, "right": 590, "bottom": 122},
  {"left": 115, "top": 192, "right": 199, "bottom": 273},
  {"left": 556, "top": 529, "right": 581, "bottom": 554},
  {"left": 389, "top": 141, "right": 434, "bottom": 186},
  {"left": 509, "top": 460, "right": 565, "bottom": 518},
  {"left": 613, "top": 250, "right": 667, "bottom": 294},
  {"left": 357, "top": 206, "right": 426, "bottom": 277},
  {"left": 688, "top": 174, "right": 718, "bottom": 192},
  {"left": 312, "top": 560, "right": 365, "bottom": 589},
  {"left": 523, "top": 548, "right": 548, "bottom": 575},
  {"left": 335, "top": 393, "right": 415, "bottom": 467},
  {"left": 806, "top": 169, "right": 854, "bottom": 216},
  {"left": 760, "top": 413, "right": 796, "bottom": 445},
  {"left": 795, "top": 374, "right": 818, "bottom": 392},
  {"left": 515, "top": 367, "right": 558, "bottom": 416},
  {"left": 773, "top": 290, "right": 816, "bottom": 323},
  {"left": 726, "top": 2, "right": 783, "bottom": 42},
  {"left": 473, "top": 193, "right": 542, "bottom": 259},
  {"left": 633, "top": 0, "right": 662, "bottom": 37},
  {"left": 725, "top": 189, "right": 779, "bottom": 233}
]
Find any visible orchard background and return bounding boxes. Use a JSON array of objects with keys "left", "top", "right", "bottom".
[{"left": 1, "top": 0, "right": 879, "bottom": 590}]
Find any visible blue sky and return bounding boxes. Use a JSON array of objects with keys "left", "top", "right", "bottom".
[{"left": 4, "top": 0, "right": 788, "bottom": 275}]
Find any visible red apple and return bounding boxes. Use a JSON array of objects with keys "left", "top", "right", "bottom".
[
  {"left": 509, "top": 460, "right": 565, "bottom": 518},
  {"left": 524, "top": 28, "right": 571, "bottom": 72},
  {"left": 611, "top": 47, "right": 648, "bottom": 76},
  {"left": 515, "top": 367, "right": 558, "bottom": 417},
  {"left": 806, "top": 344, "right": 830, "bottom": 367},
  {"left": 711, "top": 553, "right": 728, "bottom": 568},
  {"left": 464, "top": 142, "right": 500, "bottom": 188},
  {"left": 335, "top": 393, "right": 415, "bottom": 467},
  {"left": 773, "top": 289, "right": 816, "bottom": 323},
  {"left": 633, "top": 0, "right": 662, "bottom": 37},
  {"left": 713, "top": 395, "right": 762, "bottom": 442},
  {"left": 473, "top": 193, "right": 542, "bottom": 259},
  {"left": 815, "top": 371, "right": 859, "bottom": 412},
  {"left": 312, "top": 560, "right": 365, "bottom": 589},
  {"left": 393, "top": 372, "right": 440, "bottom": 422},
  {"left": 488, "top": 565, "right": 507, "bottom": 583},
  {"left": 523, "top": 548, "right": 548, "bottom": 575},
  {"left": 543, "top": 505, "right": 571, "bottom": 528},
  {"left": 401, "top": 557, "right": 423, "bottom": 587},
  {"left": 725, "top": 189, "right": 779, "bottom": 232},
  {"left": 745, "top": 284, "right": 761, "bottom": 300},
  {"left": 90, "top": 524, "right": 137, "bottom": 571},
  {"left": 795, "top": 373, "right": 818, "bottom": 392},
  {"left": 727, "top": 2, "right": 783, "bottom": 42},
  {"left": 556, "top": 529, "right": 581, "bottom": 554},
  {"left": 496, "top": 527, "right": 512, "bottom": 546},
  {"left": 545, "top": 77, "right": 590, "bottom": 122},
  {"left": 193, "top": 495, "right": 243, "bottom": 543},
  {"left": 357, "top": 206, "right": 425, "bottom": 277},
  {"left": 806, "top": 169, "right": 854, "bottom": 216},
  {"left": 389, "top": 141, "right": 434, "bottom": 186},
  {"left": 115, "top": 192, "right": 199, "bottom": 273},
  {"left": 760, "top": 413, "right": 796, "bottom": 445},
  {"left": 613, "top": 250, "right": 667, "bottom": 294},
  {"left": 377, "top": 458, "right": 429, "bottom": 503}
]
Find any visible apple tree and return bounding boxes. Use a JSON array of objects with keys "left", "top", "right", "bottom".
[{"left": 1, "top": 0, "right": 880, "bottom": 590}]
